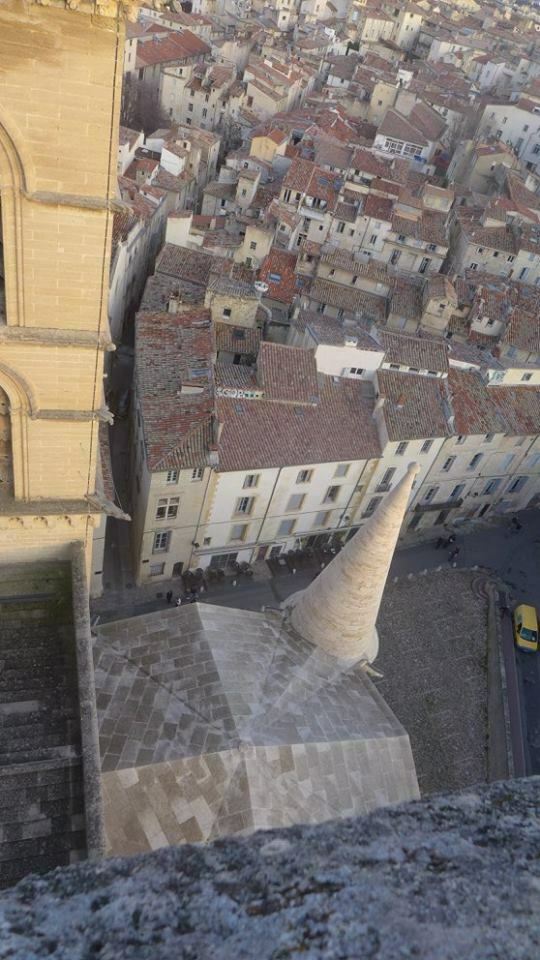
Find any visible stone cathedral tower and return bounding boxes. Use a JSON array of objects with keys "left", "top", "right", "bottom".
[{"left": 0, "top": 0, "right": 134, "bottom": 591}]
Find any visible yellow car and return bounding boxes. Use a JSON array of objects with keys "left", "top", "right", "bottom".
[{"left": 513, "top": 604, "right": 539, "bottom": 653}]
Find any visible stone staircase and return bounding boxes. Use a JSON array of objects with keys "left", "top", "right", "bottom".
[{"left": 0, "top": 566, "right": 87, "bottom": 889}]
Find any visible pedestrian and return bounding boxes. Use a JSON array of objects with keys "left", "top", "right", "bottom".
[
  {"left": 166, "top": 590, "right": 173, "bottom": 605},
  {"left": 447, "top": 534, "right": 456, "bottom": 545},
  {"left": 435, "top": 536, "right": 445, "bottom": 549},
  {"left": 449, "top": 546, "right": 460, "bottom": 563},
  {"left": 176, "top": 596, "right": 182, "bottom": 606}
]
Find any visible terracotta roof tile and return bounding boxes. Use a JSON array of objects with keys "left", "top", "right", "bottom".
[
  {"left": 217, "top": 375, "right": 381, "bottom": 471},
  {"left": 377, "top": 370, "right": 452, "bottom": 441},
  {"left": 379, "top": 331, "right": 449, "bottom": 373},
  {"left": 447, "top": 369, "right": 506, "bottom": 436},
  {"left": 135, "top": 309, "right": 215, "bottom": 472},
  {"left": 257, "top": 343, "right": 319, "bottom": 405},
  {"left": 259, "top": 248, "right": 299, "bottom": 305}
]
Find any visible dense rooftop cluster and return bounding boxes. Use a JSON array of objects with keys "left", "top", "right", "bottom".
[{"left": 108, "top": 0, "right": 540, "bottom": 583}]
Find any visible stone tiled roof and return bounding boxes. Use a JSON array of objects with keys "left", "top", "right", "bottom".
[
  {"left": 135, "top": 310, "right": 215, "bottom": 471},
  {"left": 217, "top": 374, "right": 382, "bottom": 471},
  {"left": 155, "top": 244, "right": 215, "bottom": 288},
  {"left": 489, "top": 385, "right": 540, "bottom": 436},
  {"left": 377, "top": 370, "right": 452, "bottom": 441},
  {"left": 389, "top": 277, "right": 423, "bottom": 321},
  {"left": 136, "top": 30, "right": 209, "bottom": 68},
  {"left": 502, "top": 305, "right": 540, "bottom": 355},
  {"left": 215, "top": 324, "right": 260, "bottom": 357},
  {"left": 363, "top": 193, "right": 394, "bottom": 222},
  {"left": 308, "top": 278, "right": 387, "bottom": 322},
  {"left": 93, "top": 603, "right": 416, "bottom": 851},
  {"left": 258, "top": 248, "right": 299, "bottom": 305},
  {"left": 303, "top": 313, "right": 382, "bottom": 351},
  {"left": 447, "top": 369, "right": 506, "bottom": 436},
  {"left": 378, "top": 109, "right": 429, "bottom": 147},
  {"left": 460, "top": 223, "right": 516, "bottom": 254},
  {"left": 257, "top": 343, "right": 319, "bottom": 405},
  {"left": 379, "top": 331, "right": 449, "bottom": 373}
]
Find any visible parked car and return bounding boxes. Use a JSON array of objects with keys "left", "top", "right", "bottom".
[{"left": 513, "top": 604, "right": 539, "bottom": 653}]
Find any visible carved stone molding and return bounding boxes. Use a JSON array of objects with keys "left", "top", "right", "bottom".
[{"left": 31, "top": 0, "right": 161, "bottom": 22}]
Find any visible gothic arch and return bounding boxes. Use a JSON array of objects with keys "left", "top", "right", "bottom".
[
  {"left": 0, "top": 115, "right": 29, "bottom": 327},
  {"left": 0, "top": 362, "right": 37, "bottom": 416},
  {"left": 0, "top": 363, "right": 35, "bottom": 500}
]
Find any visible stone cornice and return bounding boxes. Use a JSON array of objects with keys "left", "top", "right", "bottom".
[
  {"left": 26, "top": 191, "right": 132, "bottom": 214},
  {"left": 0, "top": 497, "right": 101, "bottom": 519},
  {"left": 34, "top": 407, "right": 114, "bottom": 423},
  {"left": 0, "top": 325, "right": 115, "bottom": 351},
  {"left": 31, "top": 0, "right": 156, "bottom": 23}
]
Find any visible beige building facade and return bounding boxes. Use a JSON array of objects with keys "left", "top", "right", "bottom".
[{"left": 0, "top": 0, "right": 128, "bottom": 593}]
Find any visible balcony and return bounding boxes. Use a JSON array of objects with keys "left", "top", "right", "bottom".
[{"left": 415, "top": 498, "right": 463, "bottom": 513}]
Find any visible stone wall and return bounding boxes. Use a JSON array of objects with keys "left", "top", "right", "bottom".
[{"left": 0, "top": 778, "right": 539, "bottom": 957}]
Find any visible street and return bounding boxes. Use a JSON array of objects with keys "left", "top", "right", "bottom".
[{"left": 93, "top": 503, "right": 540, "bottom": 779}]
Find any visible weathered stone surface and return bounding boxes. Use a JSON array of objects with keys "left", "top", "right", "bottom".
[
  {"left": 95, "top": 603, "right": 418, "bottom": 853},
  {"left": 1, "top": 778, "right": 539, "bottom": 959},
  {"left": 289, "top": 463, "right": 419, "bottom": 662}
]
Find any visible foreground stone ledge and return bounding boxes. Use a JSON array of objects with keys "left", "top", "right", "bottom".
[{"left": 1, "top": 778, "right": 539, "bottom": 959}]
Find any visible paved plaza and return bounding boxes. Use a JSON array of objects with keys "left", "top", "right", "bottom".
[{"left": 376, "top": 570, "right": 491, "bottom": 795}]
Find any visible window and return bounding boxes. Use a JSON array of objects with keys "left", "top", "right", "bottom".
[
  {"left": 477, "top": 247, "right": 484, "bottom": 254},
  {"left": 369, "top": 234, "right": 377, "bottom": 245},
  {"left": 230, "top": 523, "right": 248, "bottom": 541},
  {"left": 349, "top": 367, "right": 364, "bottom": 376},
  {"left": 335, "top": 463, "right": 350, "bottom": 478},
  {"left": 278, "top": 518, "right": 296, "bottom": 537},
  {"left": 223, "top": 308, "right": 232, "bottom": 318},
  {"left": 378, "top": 467, "right": 396, "bottom": 491},
  {"left": 202, "top": 108, "right": 208, "bottom": 118},
  {"left": 450, "top": 484, "right": 464, "bottom": 499},
  {"left": 362, "top": 496, "right": 382, "bottom": 517},
  {"left": 150, "top": 563, "right": 165, "bottom": 577},
  {"left": 522, "top": 373, "right": 532, "bottom": 382},
  {"left": 249, "top": 241, "right": 257, "bottom": 251},
  {"left": 191, "top": 468, "right": 204, "bottom": 481},
  {"left": 527, "top": 453, "right": 540, "bottom": 468},
  {"left": 508, "top": 476, "right": 527, "bottom": 493},
  {"left": 297, "top": 469, "right": 313, "bottom": 483},
  {"left": 484, "top": 434, "right": 494, "bottom": 443},
  {"left": 421, "top": 440, "right": 433, "bottom": 453},
  {"left": 166, "top": 469, "right": 178, "bottom": 484},
  {"left": 456, "top": 435, "right": 465, "bottom": 445},
  {"left": 203, "top": 537, "right": 212, "bottom": 546},
  {"left": 483, "top": 479, "right": 500, "bottom": 495},
  {"left": 408, "top": 514, "right": 422, "bottom": 530},
  {"left": 287, "top": 493, "right": 305, "bottom": 511},
  {"left": 389, "top": 363, "right": 400, "bottom": 370},
  {"left": 468, "top": 454, "right": 483, "bottom": 470},
  {"left": 470, "top": 262, "right": 479, "bottom": 271},
  {"left": 235, "top": 496, "right": 254, "bottom": 515},
  {"left": 314, "top": 511, "right": 331, "bottom": 528},
  {"left": 243, "top": 474, "right": 259, "bottom": 488},
  {"left": 442, "top": 456, "right": 456, "bottom": 472},
  {"left": 336, "top": 221, "right": 345, "bottom": 234},
  {"left": 396, "top": 441, "right": 408, "bottom": 456},
  {"left": 390, "top": 250, "right": 401, "bottom": 265},
  {"left": 427, "top": 244, "right": 437, "bottom": 252},
  {"left": 507, "top": 255, "right": 515, "bottom": 263},
  {"left": 501, "top": 453, "right": 515, "bottom": 471},
  {"left": 188, "top": 103, "right": 193, "bottom": 113},
  {"left": 419, "top": 257, "right": 430, "bottom": 274},
  {"left": 153, "top": 531, "right": 170, "bottom": 553},
  {"left": 156, "top": 497, "right": 179, "bottom": 520},
  {"left": 324, "top": 485, "right": 340, "bottom": 503}
]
